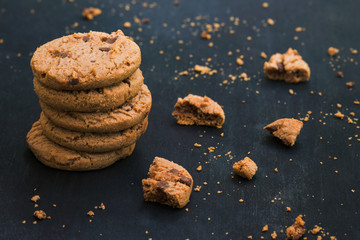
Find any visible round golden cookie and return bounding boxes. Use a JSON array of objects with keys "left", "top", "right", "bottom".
[
  {"left": 31, "top": 30, "right": 141, "bottom": 90},
  {"left": 34, "top": 69, "right": 144, "bottom": 112},
  {"left": 26, "top": 121, "right": 136, "bottom": 171},
  {"left": 40, "top": 113, "right": 148, "bottom": 153},
  {"left": 40, "top": 84, "right": 152, "bottom": 133}
]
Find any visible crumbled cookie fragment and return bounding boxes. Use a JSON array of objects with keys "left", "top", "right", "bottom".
[
  {"left": 267, "top": 18, "right": 275, "bottom": 26},
  {"left": 31, "top": 195, "right": 40, "bottom": 202},
  {"left": 311, "top": 225, "right": 322, "bottom": 234},
  {"left": 286, "top": 215, "right": 305, "bottom": 240},
  {"left": 123, "top": 22, "right": 131, "bottom": 28},
  {"left": 346, "top": 81, "right": 355, "bottom": 88},
  {"left": 142, "top": 157, "right": 193, "bottom": 208},
  {"left": 260, "top": 52, "right": 267, "bottom": 59},
  {"left": 0, "top": 39, "right": 4, "bottom": 44},
  {"left": 264, "top": 118, "right": 303, "bottom": 147},
  {"left": 194, "top": 65, "right": 216, "bottom": 75},
  {"left": 236, "top": 58, "right": 244, "bottom": 66},
  {"left": 33, "top": 210, "right": 46, "bottom": 220},
  {"left": 264, "top": 48, "right": 310, "bottom": 83},
  {"left": 328, "top": 47, "right": 339, "bottom": 56},
  {"left": 82, "top": 7, "right": 102, "bottom": 20},
  {"left": 271, "top": 231, "right": 277, "bottom": 239},
  {"left": 262, "top": 225, "right": 269, "bottom": 232},
  {"left": 172, "top": 94, "right": 225, "bottom": 128},
  {"left": 336, "top": 71, "right": 344, "bottom": 78},
  {"left": 87, "top": 210, "right": 95, "bottom": 217},
  {"left": 201, "top": 31, "right": 211, "bottom": 40},
  {"left": 262, "top": 2, "right": 269, "bottom": 8},
  {"left": 233, "top": 157, "right": 258, "bottom": 180},
  {"left": 334, "top": 111, "right": 344, "bottom": 119}
]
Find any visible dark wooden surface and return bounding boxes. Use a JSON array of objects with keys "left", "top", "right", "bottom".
[{"left": 0, "top": 0, "right": 359, "bottom": 239}]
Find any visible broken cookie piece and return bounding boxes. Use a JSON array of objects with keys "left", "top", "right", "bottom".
[
  {"left": 264, "top": 48, "right": 310, "bottom": 83},
  {"left": 286, "top": 215, "right": 306, "bottom": 240},
  {"left": 33, "top": 210, "right": 47, "bottom": 220},
  {"left": 142, "top": 157, "right": 193, "bottom": 208},
  {"left": 264, "top": 118, "right": 303, "bottom": 147},
  {"left": 233, "top": 157, "right": 258, "bottom": 180},
  {"left": 82, "top": 7, "right": 102, "bottom": 20},
  {"left": 172, "top": 94, "right": 225, "bottom": 128}
]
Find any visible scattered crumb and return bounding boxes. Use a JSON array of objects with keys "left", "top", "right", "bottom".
[
  {"left": 286, "top": 207, "right": 291, "bottom": 212},
  {"left": 311, "top": 225, "right": 322, "bottom": 234},
  {"left": 267, "top": 18, "right": 275, "bottom": 26},
  {"left": 328, "top": 47, "right": 339, "bottom": 56},
  {"left": 289, "top": 89, "right": 294, "bottom": 95},
  {"left": 334, "top": 111, "right": 344, "bottom": 119},
  {"left": 233, "top": 157, "right": 258, "bottom": 180},
  {"left": 0, "top": 39, "right": 4, "bottom": 44},
  {"left": 194, "top": 65, "right": 217, "bottom": 75},
  {"left": 100, "top": 203, "right": 105, "bottom": 210},
  {"left": 274, "top": 168, "right": 278, "bottom": 173},
  {"left": 239, "top": 199, "right": 244, "bottom": 203},
  {"left": 33, "top": 210, "right": 46, "bottom": 220},
  {"left": 87, "top": 210, "right": 95, "bottom": 217},
  {"left": 337, "top": 71, "right": 344, "bottom": 78},
  {"left": 271, "top": 231, "right": 277, "bottom": 239},
  {"left": 82, "top": 7, "right": 102, "bottom": 20},
  {"left": 194, "top": 143, "right": 202, "bottom": 147},
  {"left": 31, "top": 195, "right": 40, "bottom": 203},
  {"left": 262, "top": 2, "right": 269, "bottom": 8},
  {"left": 286, "top": 215, "right": 306, "bottom": 240},
  {"left": 236, "top": 58, "right": 244, "bottom": 66},
  {"left": 346, "top": 81, "right": 355, "bottom": 88},
  {"left": 260, "top": 52, "right": 267, "bottom": 59},
  {"left": 262, "top": 225, "right": 269, "bottom": 232},
  {"left": 196, "top": 165, "right": 202, "bottom": 172},
  {"left": 22, "top": 220, "right": 26, "bottom": 224},
  {"left": 201, "top": 31, "right": 211, "bottom": 40},
  {"left": 123, "top": 22, "right": 131, "bottom": 28}
]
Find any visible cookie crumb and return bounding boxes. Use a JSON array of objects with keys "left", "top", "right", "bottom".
[
  {"left": 201, "top": 31, "right": 211, "bottom": 40},
  {"left": 239, "top": 199, "right": 244, "bottom": 203},
  {"left": 286, "top": 215, "right": 305, "bottom": 240},
  {"left": 100, "top": 203, "right": 105, "bottom": 210},
  {"left": 196, "top": 165, "right": 202, "bottom": 172},
  {"left": 311, "top": 225, "right": 322, "bottom": 234},
  {"left": 289, "top": 89, "right": 294, "bottom": 95},
  {"left": 123, "top": 22, "right": 131, "bottom": 28},
  {"left": 271, "top": 231, "right": 277, "bottom": 239},
  {"left": 31, "top": 195, "right": 40, "bottom": 203},
  {"left": 22, "top": 220, "right": 26, "bottom": 224},
  {"left": 87, "top": 210, "right": 95, "bottom": 217},
  {"left": 286, "top": 207, "right": 291, "bottom": 212},
  {"left": 262, "top": 2, "right": 269, "bottom": 8},
  {"left": 346, "top": 81, "right": 355, "bottom": 88},
  {"left": 194, "top": 143, "right": 202, "bottom": 147},
  {"left": 334, "top": 111, "right": 344, "bottom": 119},
  {"left": 264, "top": 118, "right": 303, "bottom": 147},
  {"left": 336, "top": 71, "right": 344, "bottom": 78},
  {"left": 236, "top": 58, "right": 244, "bottom": 66},
  {"left": 274, "top": 168, "right": 278, "bottom": 172},
  {"left": 33, "top": 210, "right": 47, "bottom": 220},
  {"left": 82, "top": 7, "right": 102, "bottom": 20},
  {"left": 262, "top": 225, "right": 269, "bottom": 232},
  {"left": 328, "top": 47, "right": 339, "bottom": 56},
  {"left": 233, "top": 157, "right": 258, "bottom": 180},
  {"left": 267, "top": 18, "right": 275, "bottom": 26},
  {"left": 260, "top": 52, "right": 267, "bottom": 59},
  {"left": 0, "top": 39, "right": 4, "bottom": 44}
]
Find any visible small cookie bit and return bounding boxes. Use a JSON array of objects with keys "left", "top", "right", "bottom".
[
  {"left": 262, "top": 2, "right": 269, "bottom": 8},
  {"left": 33, "top": 210, "right": 47, "bottom": 220},
  {"left": 336, "top": 71, "right": 344, "bottom": 78},
  {"left": 233, "top": 157, "right": 258, "bottom": 180},
  {"left": 31, "top": 195, "right": 40, "bottom": 203},
  {"left": 193, "top": 65, "right": 217, "bottom": 75},
  {"left": 264, "top": 48, "right": 310, "bottom": 83},
  {"left": 262, "top": 225, "right": 269, "bottom": 232},
  {"left": 328, "top": 47, "right": 339, "bottom": 56},
  {"left": 311, "top": 225, "right": 322, "bottom": 234},
  {"left": 267, "top": 18, "right": 275, "bottom": 26},
  {"left": 100, "top": 203, "right": 105, "bottom": 210},
  {"left": 350, "top": 48, "right": 358, "bottom": 54},
  {"left": 142, "top": 157, "right": 193, "bottom": 208},
  {"left": 0, "top": 39, "right": 4, "bottom": 44},
  {"left": 346, "top": 81, "right": 355, "bottom": 88},
  {"left": 286, "top": 215, "right": 305, "bottom": 240},
  {"left": 200, "top": 31, "right": 211, "bottom": 40},
  {"left": 194, "top": 143, "right": 202, "bottom": 147},
  {"left": 271, "top": 231, "right": 277, "bottom": 239},
  {"left": 239, "top": 199, "right": 244, "bottom": 203},
  {"left": 82, "top": 7, "right": 102, "bottom": 20},
  {"left": 123, "top": 22, "right": 132, "bottom": 28},
  {"left": 172, "top": 94, "right": 225, "bottom": 128},
  {"left": 286, "top": 207, "right": 292, "bottom": 212},
  {"left": 260, "top": 52, "right": 267, "bottom": 59},
  {"left": 196, "top": 165, "right": 202, "bottom": 172},
  {"left": 87, "top": 210, "right": 95, "bottom": 217},
  {"left": 264, "top": 118, "right": 303, "bottom": 147},
  {"left": 334, "top": 111, "right": 344, "bottom": 119},
  {"left": 289, "top": 89, "right": 294, "bottom": 95}
]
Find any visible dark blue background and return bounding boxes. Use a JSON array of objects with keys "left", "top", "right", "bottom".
[{"left": 0, "top": 0, "right": 359, "bottom": 239}]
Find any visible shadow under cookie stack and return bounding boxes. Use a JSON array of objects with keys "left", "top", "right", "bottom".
[{"left": 26, "top": 30, "right": 151, "bottom": 171}]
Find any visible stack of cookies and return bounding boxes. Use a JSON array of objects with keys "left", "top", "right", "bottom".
[{"left": 26, "top": 30, "right": 151, "bottom": 171}]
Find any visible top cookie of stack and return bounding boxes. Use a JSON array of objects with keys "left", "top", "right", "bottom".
[
  {"left": 31, "top": 30, "right": 141, "bottom": 91},
  {"left": 27, "top": 30, "right": 151, "bottom": 171}
]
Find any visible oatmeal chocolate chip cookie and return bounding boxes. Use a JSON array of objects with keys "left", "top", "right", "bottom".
[
  {"left": 264, "top": 118, "right": 303, "bottom": 147},
  {"left": 40, "top": 113, "right": 148, "bottom": 153},
  {"left": 26, "top": 121, "right": 135, "bottom": 171},
  {"left": 233, "top": 157, "right": 258, "bottom": 180},
  {"left": 142, "top": 157, "right": 193, "bottom": 208},
  {"left": 286, "top": 215, "right": 306, "bottom": 240},
  {"left": 172, "top": 94, "right": 225, "bottom": 128},
  {"left": 40, "top": 84, "right": 152, "bottom": 133},
  {"left": 33, "top": 69, "right": 144, "bottom": 112},
  {"left": 31, "top": 30, "right": 141, "bottom": 90},
  {"left": 264, "top": 48, "right": 310, "bottom": 83}
]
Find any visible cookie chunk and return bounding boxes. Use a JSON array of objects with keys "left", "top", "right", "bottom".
[
  {"left": 31, "top": 30, "right": 141, "bottom": 90},
  {"left": 286, "top": 215, "right": 306, "bottom": 240},
  {"left": 142, "top": 157, "right": 193, "bottom": 208},
  {"left": 40, "top": 84, "right": 152, "bottom": 132},
  {"left": 264, "top": 48, "right": 310, "bottom": 83},
  {"left": 172, "top": 94, "right": 225, "bottom": 128},
  {"left": 33, "top": 69, "right": 144, "bottom": 112},
  {"left": 233, "top": 157, "right": 258, "bottom": 180},
  {"left": 264, "top": 118, "right": 303, "bottom": 147},
  {"left": 40, "top": 113, "right": 148, "bottom": 153},
  {"left": 26, "top": 121, "right": 135, "bottom": 171},
  {"left": 82, "top": 7, "right": 102, "bottom": 20}
]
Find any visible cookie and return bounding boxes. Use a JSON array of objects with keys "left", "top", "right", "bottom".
[
  {"left": 40, "top": 113, "right": 148, "bottom": 153},
  {"left": 172, "top": 94, "right": 225, "bottom": 128},
  {"left": 31, "top": 30, "right": 141, "bottom": 90},
  {"left": 142, "top": 157, "right": 193, "bottom": 208},
  {"left": 233, "top": 157, "right": 258, "bottom": 180},
  {"left": 33, "top": 69, "right": 144, "bottom": 112},
  {"left": 286, "top": 215, "right": 306, "bottom": 240},
  {"left": 264, "top": 48, "right": 310, "bottom": 83},
  {"left": 264, "top": 118, "right": 303, "bottom": 147},
  {"left": 26, "top": 121, "right": 135, "bottom": 171},
  {"left": 40, "top": 84, "right": 152, "bottom": 132}
]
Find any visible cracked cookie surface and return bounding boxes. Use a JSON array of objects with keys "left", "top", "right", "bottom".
[
  {"left": 26, "top": 121, "right": 135, "bottom": 171},
  {"left": 31, "top": 30, "right": 141, "bottom": 90},
  {"left": 40, "top": 113, "right": 148, "bottom": 153},
  {"left": 41, "top": 84, "right": 151, "bottom": 132},
  {"left": 264, "top": 48, "right": 310, "bottom": 83},
  {"left": 33, "top": 69, "right": 144, "bottom": 112}
]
